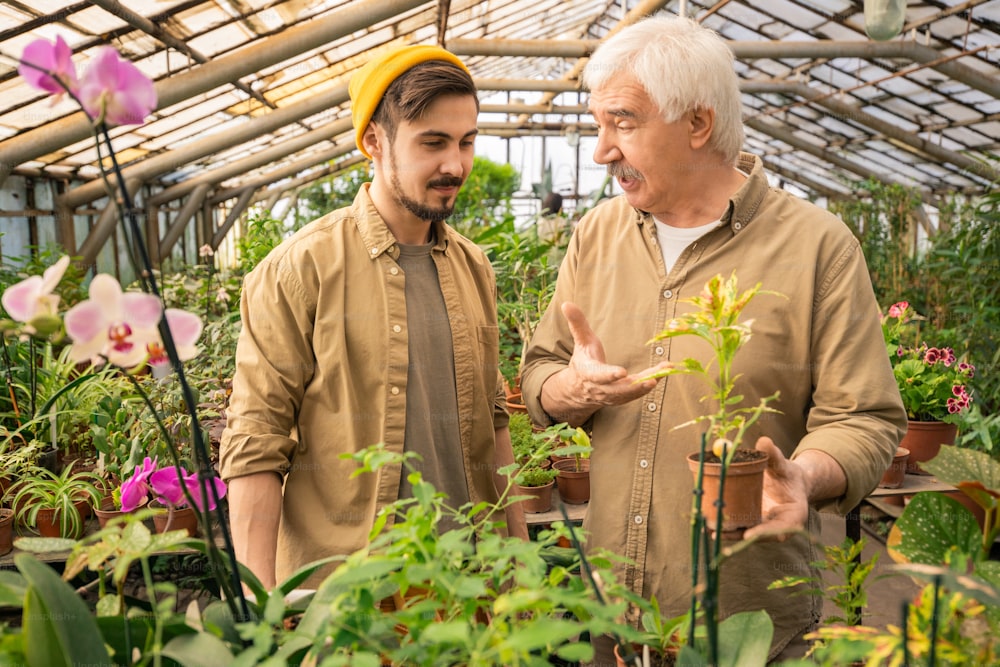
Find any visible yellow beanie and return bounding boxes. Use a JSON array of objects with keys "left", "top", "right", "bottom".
[{"left": 349, "top": 45, "right": 470, "bottom": 158}]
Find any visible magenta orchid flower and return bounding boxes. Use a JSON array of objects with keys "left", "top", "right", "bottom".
[
  {"left": 63, "top": 274, "right": 163, "bottom": 368},
  {"left": 78, "top": 47, "right": 156, "bottom": 126},
  {"left": 19, "top": 36, "right": 79, "bottom": 98},
  {"left": 120, "top": 456, "right": 158, "bottom": 512},
  {"left": 150, "top": 466, "right": 227, "bottom": 511},
  {"left": 1, "top": 256, "right": 70, "bottom": 329}
]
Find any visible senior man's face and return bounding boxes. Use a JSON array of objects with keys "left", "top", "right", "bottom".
[
  {"left": 588, "top": 74, "right": 692, "bottom": 218},
  {"left": 385, "top": 93, "right": 478, "bottom": 224}
]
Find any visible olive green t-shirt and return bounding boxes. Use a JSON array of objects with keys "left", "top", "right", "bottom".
[{"left": 396, "top": 242, "right": 470, "bottom": 512}]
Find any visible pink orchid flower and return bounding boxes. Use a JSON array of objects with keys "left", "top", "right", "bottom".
[
  {"left": 120, "top": 456, "right": 158, "bottom": 512},
  {"left": 150, "top": 466, "right": 227, "bottom": 511},
  {"left": 19, "top": 36, "right": 79, "bottom": 98},
  {"left": 1, "top": 256, "right": 70, "bottom": 326},
  {"left": 78, "top": 47, "right": 156, "bottom": 126},
  {"left": 63, "top": 274, "right": 164, "bottom": 368}
]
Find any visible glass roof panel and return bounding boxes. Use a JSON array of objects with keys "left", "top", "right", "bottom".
[{"left": 0, "top": 0, "right": 994, "bottom": 220}]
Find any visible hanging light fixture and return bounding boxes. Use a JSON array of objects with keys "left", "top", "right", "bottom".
[{"left": 864, "top": 0, "right": 907, "bottom": 41}]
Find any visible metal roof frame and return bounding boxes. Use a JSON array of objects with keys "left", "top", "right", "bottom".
[{"left": 0, "top": 0, "right": 996, "bottom": 271}]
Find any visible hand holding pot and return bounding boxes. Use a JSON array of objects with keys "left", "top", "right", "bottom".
[
  {"left": 744, "top": 437, "right": 850, "bottom": 541},
  {"left": 742, "top": 437, "right": 810, "bottom": 541}
]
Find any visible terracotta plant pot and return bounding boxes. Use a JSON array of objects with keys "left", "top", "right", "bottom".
[
  {"left": 151, "top": 502, "right": 200, "bottom": 537},
  {"left": 514, "top": 480, "right": 555, "bottom": 513},
  {"left": 878, "top": 447, "right": 910, "bottom": 489},
  {"left": 0, "top": 508, "right": 14, "bottom": 556},
  {"left": 901, "top": 420, "right": 958, "bottom": 474},
  {"left": 34, "top": 503, "right": 87, "bottom": 539},
  {"left": 553, "top": 458, "right": 590, "bottom": 504},
  {"left": 687, "top": 450, "right": 767, "bottom": 535},
  {"left": 93, "top": 496, "right": 129, "bottom": 529},
  {"left": 505, "top": 392, "right": 528, "bottom": 415}
]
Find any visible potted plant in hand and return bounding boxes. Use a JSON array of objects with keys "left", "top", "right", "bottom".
[
  {"left": 881, "top": 301, "right": 975, "bottom": 473},
  {"left": 645, "top": 273, "right": 781, "bottom": 535},
  {"left": 7, "top": 464, "right": 103, "bottom": 538}
]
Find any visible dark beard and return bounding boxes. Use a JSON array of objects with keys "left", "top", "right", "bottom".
[{"left": 388, "top": 149, "right": 461, "bottom": 223}]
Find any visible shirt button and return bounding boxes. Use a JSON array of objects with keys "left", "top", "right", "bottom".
[
  {"left": 654, "top": 346, "right": 664, "bottom": 356},
  {"left": 639, "top": 459, "right": 649, "bottom": 468},
  {"left": 663, "top": 289, "right": 673, "bottom": 299},
  {"left": 390, "top": 267, "right": 399, "bottom": 275},
  {"left": 734, "top": 222, "right": 743, "bottom": 230},
  {"left": 647, "top": 402, "right": 656, "bottom": 412},
  {"left": 390, "top": 386, "right": 400, "bottom": 395},
  {"left": 370, "top": 247, "right": 378, "bottom": 255},
  {"left": 634, "top": 515, "right": 643, "bottom": 525},
  {"left": 392, "top": 324, "right": 401, "bottom": 333}
]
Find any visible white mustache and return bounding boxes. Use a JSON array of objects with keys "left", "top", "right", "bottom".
[{"left": 608, "top": 163, "right": 643, "bottom": 181}]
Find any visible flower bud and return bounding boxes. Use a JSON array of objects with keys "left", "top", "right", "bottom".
[
  {"left": 712, "top": 437, "right": 732, "bottom": 459},
  {"left": 28, "top": 313, "right": 63, "bottom": 337}
]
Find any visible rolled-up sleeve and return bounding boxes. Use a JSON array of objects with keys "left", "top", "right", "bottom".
[
  {"left": 219, "top": 260, "right": 316, "bottom": 481},
  {"left": 791, "top": 240, "right": 907, "bottom": 513}
]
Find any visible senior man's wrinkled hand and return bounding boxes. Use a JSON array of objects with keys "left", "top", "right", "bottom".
[{"left": 742, "top": 437, "right": 810, "bottom": 541}]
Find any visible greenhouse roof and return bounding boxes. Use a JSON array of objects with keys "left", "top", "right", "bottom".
[{"left": 0, "top": 0, "right": 997, "bottom": 261}]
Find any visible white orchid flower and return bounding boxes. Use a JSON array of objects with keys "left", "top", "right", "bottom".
[
  {"left": 1, "top": 255, "right": 71, "bottom": 329},
  {"left": 65, "top": 275, "right": 203, "bottom": 370},
  {"left": 146, "top": 309, "right": 203, "bottom": 370},
  {"left": 64, "top": 274, "right": 164, "bottom": 368}
]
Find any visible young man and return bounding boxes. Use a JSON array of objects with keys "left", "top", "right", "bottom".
[
  {"left": 521, "top": 16, "right": 906, "bottom": 663},
  {"left": 220, "top": 45, "right": 525, "bottom": 590}
]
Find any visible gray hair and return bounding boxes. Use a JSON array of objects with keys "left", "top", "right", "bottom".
[{"left": 583, "top": 15, "right": 744, "bottom": 164}]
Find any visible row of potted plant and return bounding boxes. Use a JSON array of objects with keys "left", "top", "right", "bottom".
[{"left": 509, "top": 413, "right": 593, "bottom": 513}]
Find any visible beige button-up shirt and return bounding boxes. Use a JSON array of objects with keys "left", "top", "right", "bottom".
[
  {"left": 220, "top": 185, "right": 507, "bottom": 586},
  {"left": 522, "top": 154, "right": 906, "bottom": 655}
]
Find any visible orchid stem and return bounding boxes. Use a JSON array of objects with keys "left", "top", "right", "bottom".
[{"left": 97, "top": 121, "right": 249, "bottom": 621}]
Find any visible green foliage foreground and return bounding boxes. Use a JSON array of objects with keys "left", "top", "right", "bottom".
[{"left": 0, "top": 444, "right": 784, "bottom": 666}]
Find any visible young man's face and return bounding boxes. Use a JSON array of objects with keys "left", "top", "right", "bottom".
[{"left": 383, "top": 93, "right": 478, "bottom": 224}]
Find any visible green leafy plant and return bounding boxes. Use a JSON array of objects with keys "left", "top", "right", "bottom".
[
  {"left": 918, "top": 188, "right": 1000, "bottom": 415},
  {"left": 639, "top": 272, "right": 783, "bottom": 665},
  {"left": 515, "top": 464, "right": 558, "bottom": 488},
  {"left": 236, "top": 212, "right": 289, "bottom": 275},
  {"left": 0, "top": 443, "right": 653, "bottom": 666},
  {"left": 476, "top": 219, "right": 565, "bottom": 387},
  {"left": 550, "top": 424, "right": 592, "bottom": 472},
  {"left": 508, "top": 411, "right": 536, "bottom": 465},
  {"left": 7, "top": 465, "right": 103, "bottom": 538},
  {"left": 770, "top": 537, "right": 879, "bottom": 626},
  {"left": 804, "top": 446, "right": 1000, "bottom": 664},
  {"left": 646, "top": 272, "right": 782, "bottom": 467},
  {"left": 881, "top": 300, "right": 975, "bottom": 422},
  {"left": 829, "top": 178, "right": 921, "bottom": 307},
  {"left": 89, "top": 395, "right": 154, "bottom": 486}
]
